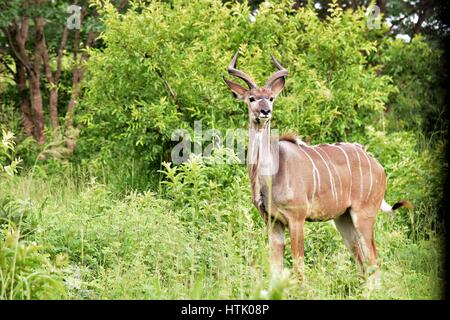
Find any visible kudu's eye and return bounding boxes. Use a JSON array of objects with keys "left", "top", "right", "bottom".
[
  {"left": 269, "top": 97, "right": 274, "bottom": 102},
  {"left": 249, "top": 96, "right": 255, "bottom": 102}
]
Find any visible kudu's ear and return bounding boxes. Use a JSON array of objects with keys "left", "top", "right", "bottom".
[
  {"left": 223, "top": 76, "right": 247, "bottom": 100},
  {"left": 269, "top": 76, "right": 285, "bottom": 97}
]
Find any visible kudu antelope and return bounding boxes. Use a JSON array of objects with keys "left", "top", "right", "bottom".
[{"left": 223, "top": 51, "right": 411, "bottom": 286}]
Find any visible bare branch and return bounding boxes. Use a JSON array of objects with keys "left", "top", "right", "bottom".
[
  {"left": 117, "top": 0, "right": 129, "bottom": 12},
  {"left": 155, "top": 67, "right": 178, "bottom": 104},
  {"left": 2, "top": 26, "right": 34, "bottom": 75}
]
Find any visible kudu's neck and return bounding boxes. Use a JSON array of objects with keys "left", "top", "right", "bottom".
[
  {"left": 249, "top": 120, "right": 269, "bottom": 165},
  {"left": 248, "top": 120, "right": 277, "bottom": 180},
  {"left": 247, "top": 119, "right": 279, "bottom": 215}
]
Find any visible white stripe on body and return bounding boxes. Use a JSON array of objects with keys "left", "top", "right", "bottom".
[
  {"left": 333, "top": 145, "right": 352, "bottom": 201},
  {"left": 353, "top": 144, "right": 364, "bottom": 200},
  {"left": 360, "top": 149, "right": 373, "bottom": 201},
  {"left": 308, "top": 146, "right": 338, "bottom": 205},
  {"left": 320, "top": 146, "right": 344, "bottom": 203},
  {"left": 297, "top": 146, "right": 321, "bottom": 198}
]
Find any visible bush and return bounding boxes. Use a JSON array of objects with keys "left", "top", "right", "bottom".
[
  {"left": 14, "top": 152, "right": 270, "bottom": 299},
  {"left": 0, "top": 130, "right": 22, "bottom": 177},
  {"left": 0, "top": 145, "right": 443, "bottom": 299},
  {"left": 363, "top": 126, "right": 445, "bottom": 239},
  {"left": 380, "top": 36, "right": 446, "bottom": 137},
  {"left": 76, "top": 0, "right": 395, "bottom": 190},
  {"left": 0, "top": 227, "right": 67, "bottom": 299}
]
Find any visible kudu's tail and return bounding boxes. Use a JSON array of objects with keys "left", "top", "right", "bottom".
[{"left": 380, "top": 199, "right": 413, "bottom": 214}]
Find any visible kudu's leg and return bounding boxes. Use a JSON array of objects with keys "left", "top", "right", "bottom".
[
  {"left": 349, "top": 208, "right": 380, "bottom": 289},
  {"left": 334, "top": 210, "right": 365, "bottom": 273},
  {"left": 335, "top": 208, "right": 380, "bottom": 289},
  {"left": 268, "top": 220, "right": 285, "bottom": 277},
  {"left": 288, "top": 218, "right": 306, "bottom": 282}
]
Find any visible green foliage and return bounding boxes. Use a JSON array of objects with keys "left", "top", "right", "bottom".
[
  {"left": 0, "top": 0, "right": 445, "bottom": 300},
  {"left": 0, "top": 157, "right": 443, "bottom": 299},
  {"left": 0, "top": 151, "right": 271, "bottom": 299},
  {"left": 160, "top": 149, "right": 254, "bottom": 224},
  {"left": 380, "top": 36, "right": 446, "bottom": 137},
  {"left": 363, "top": 126, "right": 445, "bottom": 240},
  {"left": 0, "top": 0, "right": 103, "bottom": 55},
  {"left": 0, "top": 130, "right": 22, "bottom": 177},
  {"left": 0, "top": 227, "right": 67, "bottom": 299},
  {"left": 77, "top": 0, "right": 395, "bottom": 187},
  {"left": 365, "top": 127, "right": 443, "bottom": 206}
]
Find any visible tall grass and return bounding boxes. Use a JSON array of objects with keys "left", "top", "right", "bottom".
[{"left": 0, "top": 152, "right": 444, "bottom": 299}]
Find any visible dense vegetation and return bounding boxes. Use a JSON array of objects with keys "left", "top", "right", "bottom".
[{"left": 0, "top": 0, "right": 446, "bottom": 299}]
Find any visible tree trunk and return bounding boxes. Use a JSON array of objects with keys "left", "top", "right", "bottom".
[
  {"left": 31, "top": 9, "right": 46, "bottom": 144},
  {"left": 42, "top": 38, "right": 60, "bottom": 131},
  {"left": 29, "top": 73, "right": 45, "bottom": 144},
  {"left": 48, "top": 88, "right": 59, "bottom": 130},
  {"left": 64, "top": 30, "right": 96, "bottom": 131},
  {"left": 41, "top": 23, "right": 70, "bottom": 132},
  {"left": 64, "top": 68, "right": 82, "bottom": 131},
  {"left": 376, "top": 0, "right": 387, "bottom": 15},
  {"left": 15, "top": 60, "right": 34, "bottom": 137},
  {"left": 5, "top": 0, "right": 36, "bottom": 139},
  {"left": 2, "top": 0, "right": 130, "bottom": 146}
]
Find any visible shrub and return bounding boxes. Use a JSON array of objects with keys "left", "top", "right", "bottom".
[
  {"left": 0, "top": 227, "right": 67, "bottom": 299},
  {"left": 0, "top": 130, "right": 22, "bottom": 177},
  {"left": 379, "top": 36, "right": 445, "bottom": 137},
  {"left": 76, "top": 0, "right": 395, "bottom": 189},
  {"left": 363, "top": 126, "right": 445, "bottom": 239}
]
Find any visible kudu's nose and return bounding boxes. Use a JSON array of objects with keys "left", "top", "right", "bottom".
[{"left": 260, "top": 109, "right": 271, "bottom": 116}]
